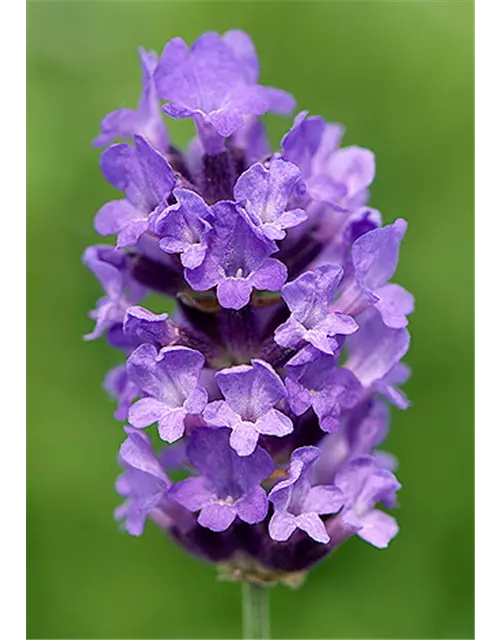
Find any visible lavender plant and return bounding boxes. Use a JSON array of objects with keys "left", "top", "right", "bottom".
[{"left": 85, "top": 31, "right": 412, "bottom": 638}]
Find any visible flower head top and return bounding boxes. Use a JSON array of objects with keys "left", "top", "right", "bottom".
[{"left": 154, "top": 31, "right": 294, "bottom": 154}]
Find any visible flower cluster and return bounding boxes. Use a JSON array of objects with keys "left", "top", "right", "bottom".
[{"left": 85, "top": 31, "right": 412, "bottom": 585}]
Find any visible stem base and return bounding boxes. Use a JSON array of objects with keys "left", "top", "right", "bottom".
[{"left": 242, "top": 581, "right": 271, "bottom": 639}]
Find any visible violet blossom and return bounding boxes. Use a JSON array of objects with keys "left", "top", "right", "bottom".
[
  {"left": 127, "top": 343, "right": 208, "bottom": 443},
  {"left": 154, "top": 31, "right": 294, "bottom": 154},
  {"left": 94, "top": 135, "right": 175, "bottom": 248},
  {"left": 274, "top": 264, "right": 358, "bottom": 354},
  {"left": 170, "top": 427, "right": 274, "bottom": 531},
  {"left": 84, "top": 29, "right": 412, "bottom": 589},
  {"left": 203, "top": 359, "right": 293, "bottom": 456},
  {"left": 93, "top": 47, "right": 169, "bottom": 152},
  {"left": 269, "top": 447, "right": 344, "bottom": 544}
]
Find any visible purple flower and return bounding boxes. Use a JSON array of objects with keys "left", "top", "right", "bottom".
[
  {"left": 123, "top": 305, "right": 176, "bottom": 348},
  {"left": 269, "top": 447, "right": 344, "bottom": 544},
  {"left": 373, "top": 363, "right": 411, "bottom": 410},
  {"left": 310, "top": 122, "right": 346, "bottom": 177},
  {"left": 307, "top": 146, "right": 375, "bottom": 210},
  {"left": 345, "top": 309, "right": 410, "bottom": 408},
  {"left": 126, "top": 343, "right": 208, "bottom": 442},
  {"left": 170, "top": 427, "right": 274, "bottom": 532},
  {"left": 185, "top": 201, "right": 287, "bottom": 310},
  {"left": 154, "top": 31, "right": 295, "bottom": 154},
  {"left": 85, "top": 29, "right": 414, "bottom": 580},
  {"left": 281, "top": 111, "right": 345, "bottom": 181},
  {"left": 281, "top": 111, "right": 328, "bottom": 177},
  {"left": 83, "top": 245, "right": 145, "bottom": 340},
  {"left": 335, "top": 455, "right": 401, "bottom": 548},
  {"left": 204, "top": 359, "right": 293, "bottom": 456},
  {"left": 285, "top": 348, "right": 363, "bottom": 433},
  {"left": 155, "top": 188, "right": 214, "bottom": 269},
  {"left": 233, "top": 157, "right": 307, "bottom": 240},
  {"left": 104, "top": 365, "right": 139, "bottom": 421},
  {"left": 335, "top": 219, "right": 414, "bottom": 328},
  {"left": 115, "top": 427, "right": 172, "bottom": 536},
  {"left": 93, "top": 48, "right": 169, "bottom": 152},
  {"left": 94, "top": 135, "right": 175, "bottom": 248},
  {"left": 312, "top": 206, "right": 384, "bottom": 289},
  {"left": 282, "top": 111, "right": 374, "bottom": 211},
  {"left": 274, "top": 264, "right": 358, "bottom": 354},
  {"left": 312, "top": 400, "right": 394, "bottom": 485}
]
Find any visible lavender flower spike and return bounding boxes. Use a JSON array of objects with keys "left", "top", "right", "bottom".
[
  {"left": 93, "top": 47, "right": 169, "bottom": 152},
  {"left": 127, "top": 343, "right": 208, "bottom": 443},
  {"left": 170, "top": 428, "right": 274, "bottom": 532},
  {"left": 269, "top": 447, "right": 344, "bottom": 544},
  {"left": 204, "top": 359, "right": 293, "bottom": 456},
  {"left": 85, "top": 28, "right": 413, "bottom": 592},
  {"left": 275, "top": 264, "right": 358, "bottom": 354}
]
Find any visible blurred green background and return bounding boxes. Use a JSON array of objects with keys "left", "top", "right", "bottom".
[{"left": 27, "top": 1, "right": 474, "bottom": 639}]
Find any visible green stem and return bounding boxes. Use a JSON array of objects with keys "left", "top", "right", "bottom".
[{"left": 242, "top": 581, "right": 271, "bottom": 639}]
